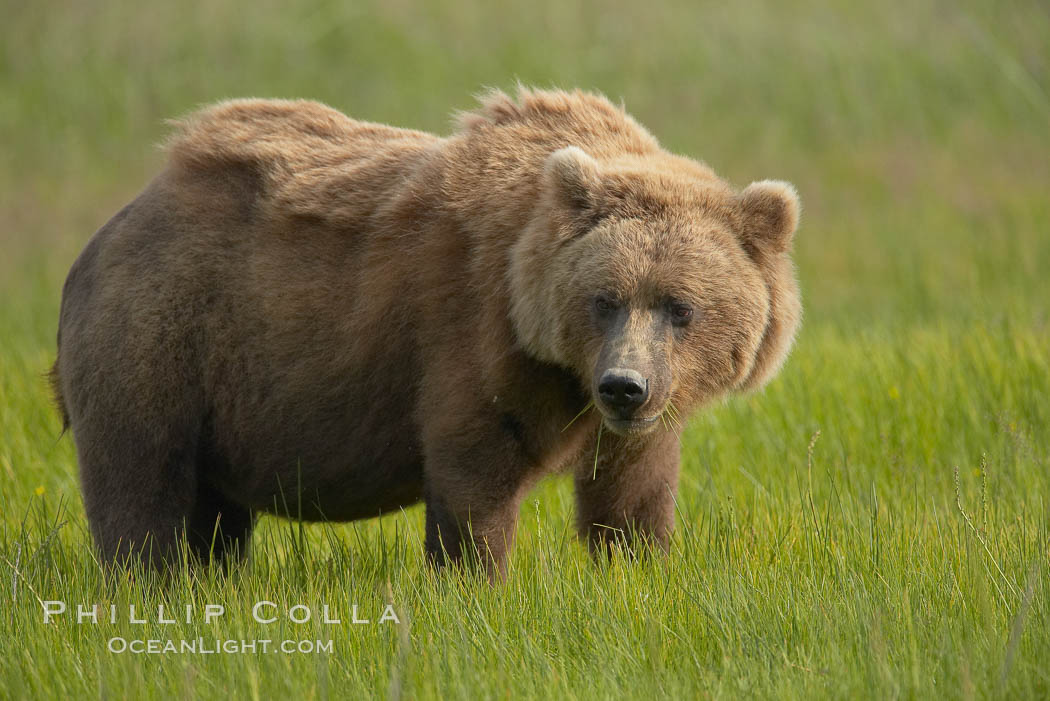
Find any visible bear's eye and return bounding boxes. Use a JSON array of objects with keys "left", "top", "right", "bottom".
[
  {"left": 594, "top": 295, "right": 617, "bottom": 314},
  {"left": 670, "top": 303, "right": 693, "bottom": 325}
]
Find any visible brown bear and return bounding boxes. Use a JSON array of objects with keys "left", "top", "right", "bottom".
[{"left": 51, "top": 87, "right": 801, "bottom": 578}]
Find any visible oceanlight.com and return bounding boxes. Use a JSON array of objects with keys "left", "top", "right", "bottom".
[{"left": 107, "top": 637, "right": 333, "bottom": 655}]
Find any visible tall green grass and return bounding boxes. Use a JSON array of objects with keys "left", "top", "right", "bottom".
[{"left": 2, "top": 0, "right": 1048, "bottom": 698}]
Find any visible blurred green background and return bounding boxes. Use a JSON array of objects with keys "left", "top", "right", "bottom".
[
  {"left": 3, "top": 0, "right": 1048, "bottom": 328},
  {"left": 2, "top": 1, "right": 1048, "bottom": 698}
]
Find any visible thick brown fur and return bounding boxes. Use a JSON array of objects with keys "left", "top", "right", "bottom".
[{"left": 52, "top": 87, "right": 801, "bottom": 577}]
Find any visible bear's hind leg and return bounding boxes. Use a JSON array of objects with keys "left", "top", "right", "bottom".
[
  {"left": 187, "top": 483, "right": 255, "bottom": 568},
  {"left": 75, "top": 424, "right": 200, "bottom": 572}
]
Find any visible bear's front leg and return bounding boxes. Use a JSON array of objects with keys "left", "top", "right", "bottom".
[
  {"left": 421, "top": 411, "right": 540, "bottom": 581},
  {"left": 574, "top": 428, "right": 680, "bottom": 558}
]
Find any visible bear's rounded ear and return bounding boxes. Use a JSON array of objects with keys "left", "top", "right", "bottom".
[
  {"left": 737, "top": 180, "right": 801, "bottom": 255},
  {"left": 543, "top": 146, "right": 602, "bottom": 217}
]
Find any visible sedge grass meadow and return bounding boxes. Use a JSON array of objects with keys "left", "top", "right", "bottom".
[{"left": 1, "top": 0, "right": 1048, "bottom": 698}]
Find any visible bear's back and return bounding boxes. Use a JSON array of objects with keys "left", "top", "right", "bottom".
[{"left": 166, "top": 99, "right": 441, "bottom": 228}]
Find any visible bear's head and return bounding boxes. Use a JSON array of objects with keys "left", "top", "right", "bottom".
[{"left": 510, "top": 146, "right": 801, "bottom": 436}]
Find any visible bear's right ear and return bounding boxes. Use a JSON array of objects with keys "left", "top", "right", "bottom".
[{"left": 542, "top": 146, "right": 603, "bottom": 230}]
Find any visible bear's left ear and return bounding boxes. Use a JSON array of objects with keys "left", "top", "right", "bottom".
[
  {"left": 737, "top": 180, "right": 800, "bottom": 255},
  {"left": 542, "top": 146, "right": 603, "bottom": 225}
]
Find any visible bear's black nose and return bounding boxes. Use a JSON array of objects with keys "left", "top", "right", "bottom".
[{"left": 597, "top": 368, "right": 649, "bottom": 417}]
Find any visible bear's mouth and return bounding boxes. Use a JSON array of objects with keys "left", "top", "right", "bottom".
[{"left": 602, "top": 414, "right": 661, "bottom": 437}]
